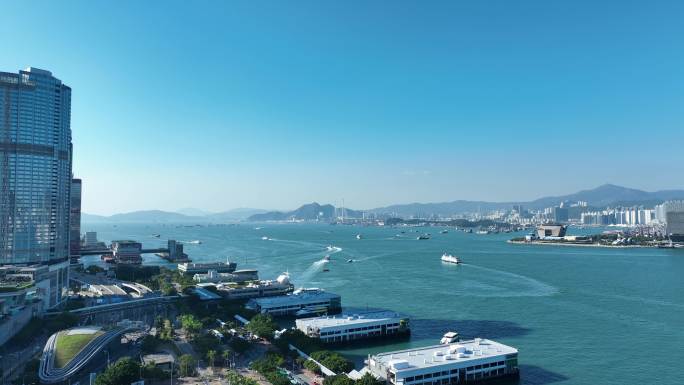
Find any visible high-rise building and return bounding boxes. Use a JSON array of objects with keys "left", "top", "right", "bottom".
[
  {"left": 0, "top": 67, "right": 72, "bottom": 308},
  {"left": 70, "top": 178, "right": 81, "bottom": 263}
]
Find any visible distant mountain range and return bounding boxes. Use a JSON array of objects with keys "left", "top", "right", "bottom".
[
  {"left": 82, "top": 208, "right": 267, "bottom": 223},
  {"left": 247, "top": 202, "right": 363, "bottom": 221},
  {"left": 82, "top": 184, "right": 684, "bottom": 223},
  {"left": 369, "top": 184, "right": 684, "bottom": 217}
]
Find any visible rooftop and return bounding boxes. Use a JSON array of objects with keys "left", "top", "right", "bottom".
[
  {"left": 296, "top": 310, "right": 405, "bottom": 328},
  {"left": 142, "top": 353, "right": 175, "bottom": 366},
  {"left": 249, "top": 288, "right": 339, "bottom": 306},
  {"left": 372, "top": 339, "right": 517, "bottom": 371}
]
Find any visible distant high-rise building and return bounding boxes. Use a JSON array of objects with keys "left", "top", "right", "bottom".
[
  {"left": 0, "top": 67, "right": 72, "bottom": 308},
  {"left": 70, "top": 178, "right": 82, "bottom": 263},
  {"left": 552, "top": 207, "right": 569, "bottom": 223},
  {"left": 656, "top": 201, "right": 684, "bottom": 241}
]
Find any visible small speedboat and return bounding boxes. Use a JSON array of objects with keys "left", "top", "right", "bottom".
[
  {"left": 417, "top": 234, "right": 430, "bottom": 240},
  {"left": 323, "top": 255, "right": 331, "bottom": 262},
  {"left": 347, "top": 259, "right": 354, "bottom": 263},
  {"left": 441, "top": 253, "right": 461, "bottom": 264},
  {"left": 261, "top": 236, "right": 269, "bottom": 241},
  {"left": 356, "top": 234, "right": 362, "bottom": 240}
]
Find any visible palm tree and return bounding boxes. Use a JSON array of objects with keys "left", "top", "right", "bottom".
[
  {"left": 207, "top": 350, "right": 217, "bottom": 371},
  {"left": 222, "top": 350, "right": 232, "bottom": 368}
]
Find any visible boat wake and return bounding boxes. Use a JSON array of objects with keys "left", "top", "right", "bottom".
[
  {"left": 298, "top": 257, "right": 330, "bottom": 284},
  {"left": 455, "top": 264, "right": 558, "bottom": 298}
]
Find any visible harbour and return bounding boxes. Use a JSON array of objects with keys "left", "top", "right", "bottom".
[{"left": 78, "top": 221, "right": 684, "bottom": 385}]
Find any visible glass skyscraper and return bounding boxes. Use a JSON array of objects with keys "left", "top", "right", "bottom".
[{"left": 0, "top": 67, "right": 71, "bottom": 308}]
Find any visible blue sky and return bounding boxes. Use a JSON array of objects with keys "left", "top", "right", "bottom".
[{"left": 2, "top": 0, "right": 683, "bottom": 214}]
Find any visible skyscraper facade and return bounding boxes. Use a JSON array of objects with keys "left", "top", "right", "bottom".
[
  {"left": 0, "top": 67, "right": 71, "bottom": 308},
  {"left": 70, "top": 178, "right": 81, "bottom": 263}
]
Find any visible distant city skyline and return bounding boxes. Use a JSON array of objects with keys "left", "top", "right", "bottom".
[{"left": 2, "top": 1, "right": 683, "bottom": 215}]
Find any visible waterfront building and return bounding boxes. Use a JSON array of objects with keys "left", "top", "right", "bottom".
[
  {"left": 111, "top": 240, "right": 142, "bottom": 264},
  {"left": 0, "top": 67, "right": 72, "bottom": 311},
  {"left": 655, "top": 201, "right": 684, "bottom": 241},
  {"left": 365, "top": 338, "right": 519, "bottom": 384},
  {"left": 84, "top": 232, "right": 99, "bottom": 247},
  {"left": 70, "top": 178, "right": 82, "bottom": 263},
  {"left": 536, "top": 224, "right": 567, "bottom": 239},
  {"left": 178, "top": 261, "right": 237, "bottom": 275},
  {"left": 245, "top": 288, "right": 341, "bottom": 316},
  {"left": 295, "top": 310, "right": 410, "bottom": 343},
  {"left": 193, "top": 269, "right": 259, "bottom": 283},
  {"left": 216, "top": 273, "right": 294, "bottom": 300}
]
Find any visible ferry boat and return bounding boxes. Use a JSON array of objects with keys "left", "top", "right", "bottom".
[
  {"left": 441, "top": 253, "right": 461, "bottom": 264},
  {"left": 417, "top": 234, "right": 430, "bottom": 240},
  {"left": 440, "top": 331, "right": 460, "bottom": 344}
]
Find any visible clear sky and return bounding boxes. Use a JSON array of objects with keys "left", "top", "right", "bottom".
[{"left": 2, "top": 0, "right": 683, "bottom": 214}]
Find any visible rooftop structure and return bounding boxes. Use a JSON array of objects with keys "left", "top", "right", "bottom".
[
  {"left": 536, "top": 224, "right": 567, "bottom": 239},
  {"left": 178, "top": 261, "right": 237, "bottom": 275},
  {"left": 246, "top": 288, "right": 341, "bottom": 316},
  {"left": 295, "top": 310, "right": 410, "bottom": 343},
  {"left": 216, "top": 273, "right": 294, "bottom": 299},
  {"left": 193, "top": 269, "right": 259, "bottom": 283},
  {"left": 141, "top": 353, "right": 174, "bottom": 370},
  {"left": 367, "top": 339, "right": 519, "bottom": 385}
]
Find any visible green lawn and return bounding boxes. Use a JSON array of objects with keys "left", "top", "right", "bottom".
[{"left": 54, "top": 331, "right": 103, "bottom": 368}]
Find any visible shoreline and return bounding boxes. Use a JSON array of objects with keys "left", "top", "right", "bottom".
[{"left": 507, "top": 240, "right": 649, "bottom": 248}]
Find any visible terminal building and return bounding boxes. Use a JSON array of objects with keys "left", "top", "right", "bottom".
[
  {"left": 215, "top": 273, "right": 294, "bottom": 300},
  {"left": 178, "top": 261, "right": 237, "bottom": 275},
  {"left": 111, "top": 240, "right": 142, "bottom": 264},
  {"left": 246, "top": 288, "right": 341, "bottom": 317},
  {"left": 193, "top": 269, "right": 259, "bottom": 283},
  {"left": 295, "top": 310, "right": 410, "bottom": 344},
  {"left": 364, "top": 338, "right": 519, "bottom": 384}
]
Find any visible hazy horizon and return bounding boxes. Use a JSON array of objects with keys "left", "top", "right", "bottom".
[{"left": 3, "top": 0, "right": 683, "bottom": 215}]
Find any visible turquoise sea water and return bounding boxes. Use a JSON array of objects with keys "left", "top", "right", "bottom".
[{"left": 81, "top": 222, "right": 684, "bottom": 385}]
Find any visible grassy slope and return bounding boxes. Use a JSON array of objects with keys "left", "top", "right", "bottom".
[{"left": 54, "top": 331, "right": 104, "bottom": 368}]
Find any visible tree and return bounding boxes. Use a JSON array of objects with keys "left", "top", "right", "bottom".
[
  {"left": 324, "top": 375, "right": 354, "bottom": 385},
  {"left": 247, "top": 314, "right": 278, "bottom": 339},
  {"left": 180, "top": 314, "right": 202, "bottom": 337},
  {"left": 179, "top": 354, "right": 196, "bottom": 377},
  {"left": 304, "top": 359, "right": 321, "bottom": 374},
  {"left": 94, "top": 357, "right": 140, "bottom": 385},
  {"left": 310, "top": 351, "right": 353, "bottom": 373},
  {"left": 222, "top": 350, "right": 232, "bottom": 368},
  {"left": 358, "top": 372, "right": 384, "bottom": 385},
  {"left": 207, "top": 349, "right": 217, "bottom": 369}
]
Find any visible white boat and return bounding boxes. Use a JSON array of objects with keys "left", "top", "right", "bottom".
[
  {"left": 347, "top": 259, "right": 354, "bottom": 263},
  {"left": 261, "top": 236, "right": 269, "bottom": 241},
  {"left": 188, "top": 240, "right": 202, "bottom": 244},
  {"left": 326, "top": 245, "right": 335, "bottom": 251},
  {"left": 417, "top": 234, "right": 430, "bottom": 240},
  {"left": 476, "top": 230, "right": 489, "bottom": 235},
  {"left": 441, "top": 253, "right": 461, "bottom": 264},
  {"left": 323, "top": 255, "right": 331, "bottom": 262},
  {"left": 440, "top": 331, "right": 460, "bottom": 344},
  {"left": 356, "top": 234, "right": 362, "bottom": 240},
  {"left": 440, "top": 230, "right": 448, "bottom": 234}
]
